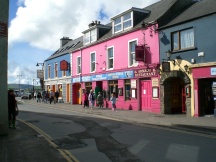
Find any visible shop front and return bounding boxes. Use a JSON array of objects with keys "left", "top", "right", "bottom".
[{"left": 191, "top": 63, "right": 216, "bottom": 117}]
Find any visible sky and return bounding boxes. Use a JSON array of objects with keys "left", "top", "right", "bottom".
[{"left": 8, "top": 0, "right": 160, "bottom": 85}]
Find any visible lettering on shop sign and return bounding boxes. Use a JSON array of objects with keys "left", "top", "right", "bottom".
[
  {"left": 211, "top": 68, "right": 216, "bottom": 75},
  {"left": 134, "top": 68, "right": 157, "bottom": 78}
]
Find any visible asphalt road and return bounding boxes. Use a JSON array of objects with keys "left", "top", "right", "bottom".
[{"left": 18, "top": 102, "right": 216, "bottom": 162}]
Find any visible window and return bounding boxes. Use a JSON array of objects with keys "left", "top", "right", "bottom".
[
  {"left": 172, "top": 28, "right": 194, "bottom": 51},
  {"left": 125, "top": 80, "right": 131, "bottom": 100},
  {"left": 90, "top": 52, "right": 96, "bottom": 72},
  {"left": 113, "top": 12, "right": 132, "bottom": 33},
  {"left": 84, "top": 29, "right": 97, "bottom": 45},
  {"left": 129, "top": 40, "right": 137, "bottom": 66},
  {"left": 107, "top": 47, "right": 114, "bottom": 69},
  {"left": 62, "top": 70, "right": 66, "bottom": 77},
  {"left": 54, "top": 63, "right": 58, "bottom": 78},
  {"left": 108, "top": 80, "right": 118, "bottom": 100},
  {"left": 77, "top": 56, "right": 81, "bottom": 74},
  {"left": 48, "top": 65, "right": 51, "bottom": 79}
]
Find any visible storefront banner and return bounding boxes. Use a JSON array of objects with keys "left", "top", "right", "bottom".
[
  {"left": 134, "top": 68, "right": 158, "bottom": 78},
  {"left": 107, "top": 70, "right": 134, "bottom": 80},
  {"left": 211, "top": 68, "right": 216, "bottom": 75},
  {"left": 72, "top": 77, "right": 81, "bottom": 83},
  {"left": 92, "top": 74, "right": 107, "bottom": 81},
  {"left": 82, "top": 76, "right": 92, "bottom": 82}
]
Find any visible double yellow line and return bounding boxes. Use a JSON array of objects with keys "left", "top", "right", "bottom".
[{"left": 17, "top": 118, "right": 79, "bottom": 162}]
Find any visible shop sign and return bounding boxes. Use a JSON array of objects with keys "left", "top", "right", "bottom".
[
  {"left": 92, "top": 74, "right": 107, "bottom": 81},
  {"left": 135, "top": 45, "right": 144, "bottom": 61},
  {"left": 211, "top": 68, "right": 216, "bottom": 75},
  {"left": 73, "top": 77, "right": 81, "bottom": 83},
  {"left": 60, "top": 60, "right": 68, "bottom": 71},
  {"left": 134, "top": 68, "right": 157, "bottom": 78},
  {"left": 37, "top": 70, "right": 44, "bottom": 79},
  {"left": 82, "top": 76, "right": 92, "bottom": 82},
  {"left": 107, "top": 70, "right": 134, "bottom": 80}
]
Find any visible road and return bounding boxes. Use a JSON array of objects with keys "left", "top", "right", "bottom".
[{"left": 17, "top": 101, "right": 216, "bottom": 162}]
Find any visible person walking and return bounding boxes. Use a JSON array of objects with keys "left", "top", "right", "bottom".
[
  {"left": 37, "top": 92, "right": 42, "bottom": 102},
  {"left": 97, "top": 92, "right": 103, "bottom": 108},
  {"left": 49, "top": 90, "right": 55, "bottom": 104},
  {"left": 83, "top": 90, "right": 88, "bottom": 108},
  {"left": 88, "top": 89, "right": 95, "bottom": 110},
  {"left": 110, "top": 93, "right": 117, "bottom": 111},
  {"left": 55, "top": 90, "right": 59, "bottom": 103},
  {"left": 34, "top": 91, "right": 37, "bottom": 100},
  {"left": 45, "top": 91, "right": 49, "bottom": 103},
  {"left": 8, "top": 89, "right": 17, "bottom": 129}
]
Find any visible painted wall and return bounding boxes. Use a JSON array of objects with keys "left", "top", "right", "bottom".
[
  {"left": 72, "top": 29, "right": 159, "bottom": 77},
  {"left": 45, "top": 54, "right": 71, "bottom": 79}
]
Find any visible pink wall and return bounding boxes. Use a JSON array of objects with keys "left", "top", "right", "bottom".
[{"left": 72, "top": 29, "right": 159, "bottom": 77}]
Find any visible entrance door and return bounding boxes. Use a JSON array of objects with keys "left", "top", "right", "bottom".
[
  {"left": 66, "top": 84, "right": 70, "bottom": 103},
  {"left": 73, "top": 83, "right": 81, "bottom": 104},
  {"left": 141, "top": 80, "right": 152, "bottom": 111}
]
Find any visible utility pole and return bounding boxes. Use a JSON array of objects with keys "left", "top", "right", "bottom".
[
  {"left": 0, "top": 0, "right": 9, "bottom": 135},
  {"left": 17, "top": 74, "right": 22, "bottom": 94}
]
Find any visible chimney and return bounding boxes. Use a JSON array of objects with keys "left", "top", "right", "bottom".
[{"left": 60, "top": 37, "right": 72, "bottom": 47}]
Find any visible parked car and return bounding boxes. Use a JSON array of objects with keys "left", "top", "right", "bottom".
[{"left": 21, "top": 93, "right": 32, "bottom": 100}]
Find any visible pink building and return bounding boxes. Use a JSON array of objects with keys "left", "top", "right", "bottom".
[{"left": 71, "top": 7, "right": 163, "bottom": 113}]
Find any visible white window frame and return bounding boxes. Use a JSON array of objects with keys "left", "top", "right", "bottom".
[
  {"left": 62, "top": 70, "right": 66, "bottom": 77},
  {"left": 77, "top": 56, "right": 81, "bottom": 74},
  {"left": 107, "top": 46, "right": 114, "bottom": 70},
  {"left": 48, "top": 65, "right": 51, "bottom": 79},
  {"left": 84, "top": 28, "right": 97, "bottom": 45},
  {"left": 128, "top": 39, "right": 138, "bottom": 67},
  {"left": 113, "top": 12, "right": 133, "bottom": 34},
  {"left": 90, "top": 52, "right": 96, "bottom": 73},
  {"left": 54, "top": 63, "right": 58, "bottom": 78}
]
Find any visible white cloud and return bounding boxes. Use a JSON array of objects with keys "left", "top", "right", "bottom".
[{"left": 9, "top": 0, "right": 160, "bottom": 51}]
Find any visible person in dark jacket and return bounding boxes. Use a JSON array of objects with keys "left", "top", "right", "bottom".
[
  {"left": 8, "top": 89, "right": 17, "bottom": 129},
  {"left": 55, "top": 90, "right": 59, "bottom": 103}
]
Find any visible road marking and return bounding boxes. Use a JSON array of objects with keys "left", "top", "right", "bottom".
[{"left": 17, "top": 118, "right": 79, "bottom": 162}]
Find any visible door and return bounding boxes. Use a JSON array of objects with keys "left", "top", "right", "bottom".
[
  {"left": 66, "top": 84, "right": 70, "bottom": 103},
  {"left": 141, "top": 80, "right": 152, "bottom": 111}
]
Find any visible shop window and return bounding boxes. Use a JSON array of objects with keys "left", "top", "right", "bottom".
[
  {"left": 125, "top": 79, "right": 131, "bottom": 100},
  {"left": 107, "top": 47, "right": 114, "bottom": 69},
  {"left": 171, "top": 28, "right": 194, "bottom": 51},
  {"left": 90, "top": 52, "right": 96, "bottom": 72},
  {"left": 58, "top": 84, "right": 62, "bottom": 97},
  {"left": 108, "top": 80, "right": 118, "bottom": 100},
  {"left": 85, "top": 82, "right": 92, "bottom": 93}
]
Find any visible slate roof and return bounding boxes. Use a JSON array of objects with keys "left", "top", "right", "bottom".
[
  {"left": 160, "top": 0, "right": 216, "bottom": 29},
  {"left": 45, "top": 36, "right": 83, "bottom": 61}
]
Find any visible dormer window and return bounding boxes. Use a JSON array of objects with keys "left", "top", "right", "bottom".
[
  {"left": 83, "top": 28, "right": 97, "bottom": 45},
  {"left": 113, "top": 12, "right": 133, "bottom": 33}
]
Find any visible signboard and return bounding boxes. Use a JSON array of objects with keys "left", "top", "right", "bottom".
[
  {"left": 211, "top": 68, "right": 216, "bottom": 75},
  {"left": 152, "top": 78, "right": 159, "bottom": 86},
  {"left": 60, "top": 60, "right": 68, "bottom": 71},
  {"left": 0, "top": 21, "right": 7, "bottom": 37},
  {"left": 162, "top": 61, "right": 170, "bottom": 72},
  {"left": 131, "top": 80, "right": 137, "bottom": 88},
  {"left": 134, "top": 68, "right": 157, "bottom": 78},
  {"left": 135, "top": 45, "right": 144, "bottom": 61},
  {"left": 37, "top": 70, "right": 44, "bottom": 79}
]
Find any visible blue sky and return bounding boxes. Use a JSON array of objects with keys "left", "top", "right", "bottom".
[{"left": 8, "top": 0, "right": 160, "bottom": 85}]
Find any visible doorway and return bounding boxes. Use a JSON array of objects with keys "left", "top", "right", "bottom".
[
  {"left": 141, "top": 80, "right": 152, "bottom": 111},
  {"left": 72, "top": 83, "right": 81, "bottom": 104}
]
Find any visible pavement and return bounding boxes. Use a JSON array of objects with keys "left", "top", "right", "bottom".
[{"left": 1, "top": 98, "right": 216, "bottom": 162}]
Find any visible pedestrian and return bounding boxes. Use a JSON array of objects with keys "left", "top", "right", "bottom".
[
  {"left": 34, "top": 91, "right": 37, "bottom": 99},
  {"left": 37, "top": 91, "right": 42, "bottom": 102},
  {"left": 32, "top": 91, "right": 34, "bottom": 100},
  {"left": 110, "top": 93, "right": 116, "bottom": 111},
  {"left": 8, "top": 89, "right": 17, "bottom": 129},
  {"left": 97, "top": 92, "right": 103, "bottom": 108},
  {"left": 83, "top": 89, "right": 88, "bottom": 108},
  {"left": 88, "top": 89, "right": 95, "bottom": 109},
  {"left": 49, "top": 90, "right": 55, "bottom": 104},
  {"left": 42, "top": 90, "right": 46, "bottom": 103},
  {"left": 55, "top": 90, "right": 59, "bottom": 103},
  {"left": 45, "top": 91, "right": 49, "bottom": 103}
]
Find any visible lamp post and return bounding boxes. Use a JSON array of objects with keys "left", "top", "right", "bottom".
[{"left": 17, "top": 74, "right": 22, "bottom": 94}]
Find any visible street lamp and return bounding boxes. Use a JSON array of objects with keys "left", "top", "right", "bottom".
[{"left": 17, "top": 74, "right": 22, "bottom": 93}]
